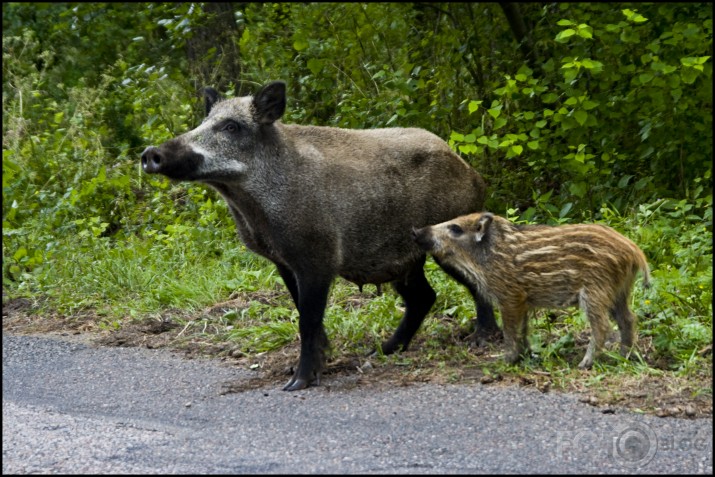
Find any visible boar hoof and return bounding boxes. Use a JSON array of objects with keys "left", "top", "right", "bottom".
[
  {"left": 283, "top": 370, "right": 321, "bottom": 391},
  {"left": 377, "top": 338, "right": 407, "bottom": 356},
  {"left": 468, "top": 328, "right": 503, "bottom": 347},
  {"left": 283, "top": 377, "right": 310, "bottom": 391}
]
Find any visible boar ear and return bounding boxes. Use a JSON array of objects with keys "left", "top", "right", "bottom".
[
  {"left": 203, "top": 87, "right": 222, "bottom": 116},
  {"left": 474, "top": 213, "right": 494, "bottom": 243},
  {"left": 253, "top": 81, "right": 286, "bottom": 124}
]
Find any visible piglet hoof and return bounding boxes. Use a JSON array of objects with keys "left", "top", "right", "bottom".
[
  {"left": 577, "top": 357, "right": 594, "bottom": 369},
  {"left": 504, "top": 350, "right": 524, "bottom": 365}
]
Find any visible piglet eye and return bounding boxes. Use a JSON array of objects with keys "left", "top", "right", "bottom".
[{"left": 448, "top": 224, "right": 464, "bottom": 236}]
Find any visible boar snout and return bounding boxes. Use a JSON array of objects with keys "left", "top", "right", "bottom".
[
  {"left": 412, "top": 227, "right": 434, "bottom": 251},
  {"left": 141, "top": 146, "right": 163, "bottom": 174},
  {"left": 140, "top": 142, "right": 204, "bottom": 180}
]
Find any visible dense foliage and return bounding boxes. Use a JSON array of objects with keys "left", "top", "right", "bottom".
[{"left": 2, "top": 3, "right": 712, "bottom": 377}]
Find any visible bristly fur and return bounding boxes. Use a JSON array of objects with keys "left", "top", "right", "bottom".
[
  {"left": 141, "top": 81, "right": 498, "bottom": 391},
  {"left": 414, "top": 212, "right": 650, "bottom": 368}
]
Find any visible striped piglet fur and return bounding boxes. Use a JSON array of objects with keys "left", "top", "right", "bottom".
[{"left": 413, "top": 212, "right": 650, "bottom": 368}]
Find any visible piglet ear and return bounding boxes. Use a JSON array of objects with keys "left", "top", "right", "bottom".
[
  {"left": 203, "top": 87, "right": 221, "bottom": 116},
  {"left": 253, "top": 81, "right": 286, "bottom": 124},
  {"left": 474, "top": 212, "right": 494, "bottom": 243}
]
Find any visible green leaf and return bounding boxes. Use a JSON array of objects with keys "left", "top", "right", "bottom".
[
  {"left": 634, "top": 177, "right": 650, "bottom": 190},
  {"left": 620, "top": 28, "right": 640, "bottom": 43},
  {"left": 493, "top": 117, "right": 507, "bottom": 129},
  {"left": 555, "top": 29, "right": 576, "bottom": 43},
  {"left": 307, "top": 58, "right": 324, "bottom": 75},
  {"left": 574, "top": 110, "right": 588, "bottom": 126},
  {"left": 468, "top": 100, "right": 481, "bottom": 114},
  {"left": 581, "top": 59, "right": 603, "bottom": 71},
  {"left": 651, "top": 62, "right": 677, "bottom": 74},
  {"left": 488, "top": 107, "right": 501, "bottom": 119},
  {"left": 527, "top": 140, "right": 540, "bottom": 150},
  {"left": 563, "top": 68, "right": 579, "bottom": 83},
  {"left": 450, "top": 131, "right": 465, "bottom": 142},
  {"left": 639, "top": 72, "right": 654, "bottom": 84},
  {"left": 576, "top": 24, "right": 593, "bottom": 39},
  {"left": 293, "top": 38, "right": 309, "bottom": 51},
  {"left": 458, "top": 144, "right": 478, "bottom": 155},
  {"left": 681, "top": 56, "right": 711, "bottom": 68},
  {"left": 569, "top": 182, "right": 588, "bottom": 198},
  {"left": 239, "top": 27, "right": 251, "bottom": 49},
  {"left": 622, "top": 8, "right": 648, "bottom": 23},
  {"left": 681, "top": 68, "right": 700, "bottom": 84},
  {"left": 13, "top": 247, "right": 27, "bottom": 261},
  {"left": 511, "top": 145, "right": 523, "bottom": 156},
  {"left": 557, "top": 19, "right": 574, "bottom": 26},
  {"left": 618, "top": 175, "right": 633, "bottom": 188}
]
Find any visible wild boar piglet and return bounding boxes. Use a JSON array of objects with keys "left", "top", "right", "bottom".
[{"left": 413, "top": 212, "right": 650, "bottom": 368}]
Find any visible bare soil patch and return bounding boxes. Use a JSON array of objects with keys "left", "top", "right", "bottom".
[{"left": 3, "top": 294, "right": 711, "bottom": 419}]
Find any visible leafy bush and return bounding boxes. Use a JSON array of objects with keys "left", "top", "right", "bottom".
[
  {"left": 2, "top": 3, "right": 711, "bottom": 381},
  {"left": 449, "top": 5, "right": 712, "bottom": 218}
]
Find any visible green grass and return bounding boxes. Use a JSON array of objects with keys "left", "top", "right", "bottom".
[{"left": 2, "top": 195, "right": 712, "bottom": 400}]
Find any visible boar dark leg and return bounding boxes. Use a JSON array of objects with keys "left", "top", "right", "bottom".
[
  {"left": 275, "top": 263, "right": 300, "bottom": 305},
  {"left": 283, "top": 273, "right": 332, "bottom": 391},
  {"left": 380, "top": 257, "right": 436, "bottom": 354},
  {"left": 432, "top": 258, "right": 501, "bottom": 343}
]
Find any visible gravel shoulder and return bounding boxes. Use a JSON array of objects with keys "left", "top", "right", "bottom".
[{"left": 3, "top": 333, "right": 712, "bottom": 474}]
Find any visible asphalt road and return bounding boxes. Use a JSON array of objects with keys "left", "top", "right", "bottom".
[{"left": 2, "top": 334, "right": 712, "bottom": 474}]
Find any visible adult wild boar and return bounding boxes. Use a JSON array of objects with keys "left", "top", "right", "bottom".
[
  {"left": 141, "top": 81, "right": 497, "bottom": 390},
  {"left": 413, "top": 212, "right": 650, "bottom": 369}
]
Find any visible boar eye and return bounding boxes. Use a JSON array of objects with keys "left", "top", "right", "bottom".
[
  {"left": 222, "top": 121, "right": 240, "bottom": 133},
  {"left": 448, "top": 224, "right": 464, "bottom": 236}
]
